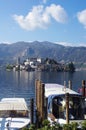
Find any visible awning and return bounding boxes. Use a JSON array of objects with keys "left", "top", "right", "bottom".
[
  {"left": 45, "top": 83, "right": 81, "bottom": 97},
  {"left": 0, "top": 98, "right": 28, "bottom": 111}
]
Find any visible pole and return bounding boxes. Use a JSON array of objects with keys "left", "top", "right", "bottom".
[
  {"left": 30, "top": 98, "right": 34, "bottom": 124},
  {"left": 41, "top": 83, "right": 45, "bottom": 121},
  {"left": 65, "top": 93, "right": 69, "bottom": 124},
  {"left": 82, "top": 80, "right": 85, "bottom": 97},
  {"left": 68, "top": 80, "right": 72, "bottom": 89}
]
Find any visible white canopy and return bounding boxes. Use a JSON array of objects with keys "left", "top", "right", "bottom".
[
  {"left": 0, "top": 98, "right": 28, "bottom": 111},
  {"left": 45, "top": 83, "right": 80, "bottom": 97}
]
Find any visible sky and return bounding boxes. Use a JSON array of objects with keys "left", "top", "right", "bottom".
[{"left": 0, "top": 0, "right": 86, "bottom": 46}]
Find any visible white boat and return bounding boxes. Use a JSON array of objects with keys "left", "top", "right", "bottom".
[
  {"left": 45, "top": 83, "right": 85, "bottom": 124},
  {"left": 0, "top": 98, "right": 30, "bottom": 130}
]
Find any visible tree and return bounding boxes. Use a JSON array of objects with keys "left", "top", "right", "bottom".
[
  {"left": 68, "top": 62, "right": 75, "bottom": 72},
  {"left": 81, "top": 120, "right": 86, "bottom": 130},
  {"left": 65, "top": 62, "right": 75, "bottom": 72}
]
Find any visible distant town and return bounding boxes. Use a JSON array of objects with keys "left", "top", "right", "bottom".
[{"left": 6, "top": 57, "right": 75, "bottom": 72}]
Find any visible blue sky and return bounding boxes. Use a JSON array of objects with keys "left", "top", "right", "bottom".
[{"left": 0, "top": 0, "right": 86, "bottom": 46}]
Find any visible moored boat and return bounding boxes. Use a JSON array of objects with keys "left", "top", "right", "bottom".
[
  {"left": 0, "top": 98, "right": 30, "bottom": 130},
  {"left": 44, "top": 83, "right": 86, "bottom": 124}
]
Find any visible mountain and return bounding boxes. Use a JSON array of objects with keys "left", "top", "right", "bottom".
[{"left": 0, "top": 41, "right": 86, "bottom": 65}]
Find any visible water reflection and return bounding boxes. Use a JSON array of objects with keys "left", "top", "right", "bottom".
[{"left": 0, "top": 70, "right": 86, "bottom": 101}]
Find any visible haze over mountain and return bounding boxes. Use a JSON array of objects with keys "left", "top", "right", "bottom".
[{"left": 0, "top": 41, "right": 86, "bottom": 65}]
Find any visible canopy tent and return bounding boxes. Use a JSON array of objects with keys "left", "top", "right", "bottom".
[
  {"left": 0, "top": 98, "right": 28, "bottom": 111},
  {"left": 44, "top": 83, "right": 82, "bottom": 114},
  {"left": 45, "top": 83, "right": 81, "bottom": 97}
]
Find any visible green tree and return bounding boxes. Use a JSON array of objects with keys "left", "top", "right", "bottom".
[
  {"left": 70, "top": 122, "right": 78, "bottom": 130},
  {"left": 6, "top": 64, "right": 13, "bottom": 70},
  {"left": 68, "top": 62, "right": 75, "bottom": 72},
  {"left": 63, "top": 124, "right": 72, "bottom": 130},
  {"left": 65, "top": 62, "right": 75, "bottom": 72},
  {"left": 81, "top": 120, "right": 86, "bottom": 130}
]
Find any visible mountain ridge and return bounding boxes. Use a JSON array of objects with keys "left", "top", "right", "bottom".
[{"left": 0, "top": 41, "right": 86, "bottom": 64}]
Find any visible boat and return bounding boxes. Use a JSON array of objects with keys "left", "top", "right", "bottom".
[
  {"left": 0, "top": 98, "right": 30, "bottom": 130},
  {"left": 44, "top": 83, "right": 86, "bottom": 125}
]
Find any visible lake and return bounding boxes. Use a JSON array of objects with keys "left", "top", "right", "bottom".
[{"left": 0, "top": 69, "right": 86, "bottom": 105}]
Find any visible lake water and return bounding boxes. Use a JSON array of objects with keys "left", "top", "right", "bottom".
[{"left": 0, "top": 69, "right": 86, "bottom": 105}]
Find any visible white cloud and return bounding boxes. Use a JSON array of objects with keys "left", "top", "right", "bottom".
[
  {"left": 77, "top": 9, "right": 86, "bottom": 29},
  {"left": 55, "top": 41, "right": 73, "bottom": 46},
  {"left": 0, "top": 41, "right": 11, "bottom": 44},
  {"left": 46, "top": 4, "right": 67, "bottom": 23},
  {"left": 55, "top": 41, "right": 86, "bottom": 47},
  {"left": 13, "top": 4, "right": 68, "bottom": 31}
]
